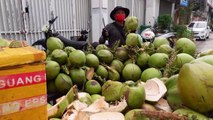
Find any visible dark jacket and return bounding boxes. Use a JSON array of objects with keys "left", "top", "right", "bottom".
[{"left": 99, "top": 22, "right": 126, "bottom": 48}]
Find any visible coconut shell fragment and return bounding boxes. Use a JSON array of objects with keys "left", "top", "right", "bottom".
[{"left": 143, "top": 78, "right": 167, "bottom": 102}]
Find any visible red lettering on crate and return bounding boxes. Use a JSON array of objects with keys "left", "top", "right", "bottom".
[
  {"left": 0, "top": 94, "right": 47, "bottom": 115},
  {"left": 0, "top": 71, "right": 46, "bottom": 90}
]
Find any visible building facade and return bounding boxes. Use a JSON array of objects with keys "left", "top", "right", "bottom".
[{"left": 0, "top": 0, "right": 178, "bottom": 45}]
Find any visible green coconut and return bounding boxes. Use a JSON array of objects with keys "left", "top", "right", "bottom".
[
  {"left": 47, "top": 81, "right": 58, "bottom": 93},
  {"left": 0, "top": 38, "right": 10, "bottom": 47},
  {"left": 101, "top": 80, "right": 123, "bottom": 102},
  {"left": 46, "top": 49, "right": 52, "bottom": 56},
  {"left": 46, "top": 60, "right": 60, "bottom": 81},
  {"left": 177, "top": 62, "right": 213, "bottom": 113},
  {"left": 55, "top": 73, "right": 73, "bottom": 94},
  {"left": 95, "top": 65, "right": 108, "bottom": 80},
  {"left": 148, "top": 53, "right": 169, "bottom": 68},
  {"left": 46, "top": 56, "right": 52, "bottom": 61},
  {"left": 78, "top": 92, "right": 93, "bottom": 105},
  {"left": 91, "top": 94, "right": 102, "bottom": 102},
  {"left": 172, "top": 53, "right": 195, "bottom": 69},
  {"left": 160, "top": 77, "right": 169, "bottom": 83},
  {"left": 165, "top": 74, "right": 179, "bottom": 90},
  {"left": 125, "top": 16, "right": 139, "bottom": 32},
  {"left": 70, "top": 68, "right": 86, "bottom": 88},
  {"left": 141, "top": 67, "right": 162, "bottom": 82},
  {"left": 166, "top": 86, "right": 183, "bottom": 110},
  {"left": 63, "top": 46, "right": 76, "bottom": 55},
  {"left": 86, "top": 53, "right": 99, "bottom": 68},
  {"left": 110, "top": 59, "right": 124, "bottom": 73},
  {"left": 126, "top": 33, "right": 141, "bottom": 47},
  {"left": 192, "top": 55, "right": 213, "bottom": 65},
  {"left": 136, "top": 52, "right": 150, "bottom": 68},
  {"left": 114, "top": 47, "right": 129, "bottom": 61},
  {"left": 120, "top": 82, "right": 145, "bottom": 109},
  {"left": 96, "top": 44, "right": 109, "bottom": 51},
  {"left": 175, "top": 38, "right": 196, "bottom": 56},
  {"left": 122, "top": 63, "right": 142, "bottom": 82},
  {"left": 47, "top": 103, "right": 53, "bottom": 109},
  {"left": 173, "top": 108, "right": 208, "bottom": 120},
  {"left": 46, "top": 37, "right": 64, "bottom": 51},
  {"left": 125, "top": 109, "right": 149, "bottom": 120},
  {"left": 85, "top": 80, "right": 101, "bottom": 95},
  {"left": 69, "top": 50, "right": 86, "bottom": 67},
  {"left": 51, "top": 49, "right": 68, "bottom": 65},
  {"left": 199, "top": 49, "right": 213, "bottom": 57},
  {"left": 108, "top": 67, "right": 120, "bottom": 81},
  {"left": 153, "top": 37, "right": 169, "bottom": 49},
  {"left": 124, "top": 59, "right": 135, "bottom": 66},
  {"left": 97, "top": 49, "right": 113, "bottom": 64},
  {"left": 156, "top": 44, "right": 173, "bottom": 55}
]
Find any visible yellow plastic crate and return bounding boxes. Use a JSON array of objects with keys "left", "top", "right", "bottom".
[{"left": 0, "top": 46, "right": 47, "bottom": 120}]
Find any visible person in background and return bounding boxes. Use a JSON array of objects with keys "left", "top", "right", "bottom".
[{"left": 99, "top": 6, "right": 130, "bottom": 48}]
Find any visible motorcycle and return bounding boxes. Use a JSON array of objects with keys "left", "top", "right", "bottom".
[
  {"left": 32, "top": 16, "right": 89, "bottom": 50},
  {"left": 140, "top": 21, "right": 176, "bottom": 47}
]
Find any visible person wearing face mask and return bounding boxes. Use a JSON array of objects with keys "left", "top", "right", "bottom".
[{"left": 99, "top": 6, "right": 130, "bottom": 48}]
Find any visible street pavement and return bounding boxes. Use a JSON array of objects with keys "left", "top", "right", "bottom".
[{"left": 196, "top": 32, "right": 213, "bottom": 52}]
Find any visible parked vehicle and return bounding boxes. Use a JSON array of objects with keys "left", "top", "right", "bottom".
[
  {"left": 140, "top": 24, "right": 176, "bottom": 47},
  {"left": 188, "top": 21, "right": 211, "bottom": 40},
  {"left": 32, "top": 16, "right": 89, "bottom": 50}
]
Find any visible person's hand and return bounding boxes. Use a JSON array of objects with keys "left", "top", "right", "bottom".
[{"left": 102, "top": 28, "right": 109, "bottom": 38}]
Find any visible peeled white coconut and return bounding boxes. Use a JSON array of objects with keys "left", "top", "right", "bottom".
[
  {"left": 107, "top": 98, "right": 127, "bottom": 112},
  {"left": 82, "top": 97, "right": 109, "bottom": 113},
  {"left": 144, "top": 78, "right": 167, "bottom": 102},
  {"left": 89, "top": 112, "right": 125, "bottom": 120},
  {"left": 68, "top": 110, "right": 89, "bottom": 120},
  {"left": 82, "top": 97, "right": 127, "bottom": 113},
  {"left": 72, "top": 100, "right": 88, "bottom": 111},
  {"left": 154, "top": 98, "right": 173, "bottom": 112}
]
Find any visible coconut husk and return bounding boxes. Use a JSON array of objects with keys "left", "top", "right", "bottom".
[
  {"left": 82, "top": 97, "right": 109, "bottom": 113},
  {"left": 86, "top": 67, "right": 95, "bottom": 80},
  {"left": 63, "top": 97, "right": 127, "bottom": 120},
  {"left": 65, "top": 110, "right": 89, "bottom": 120},
  {"left": 56, "top": 96, "right": 66, "bottom": 103},
  {"left": 62, "top": 100, "right": 88, "bottom": 120},
  {"left": 138, "top": 110, "right": 187, "bottom": 120},
  {"left": 142, "top": 103, "right": 157, "bottom": 111},
  {"left": 81, "top": 97, "right": 127, "bottom": 113},
  {"left": 89, "top": 112, "right": 125, "bottom": 120},
  {"left": 72, "top": 100, "right": 88, "bottom": 111},
  {"left": 154, "top": 98, "right": 173, "bottom": 112}
]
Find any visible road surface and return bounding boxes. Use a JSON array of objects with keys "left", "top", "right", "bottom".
[{"left": 196, "top": 32, "right": 213, "bottom": 52}]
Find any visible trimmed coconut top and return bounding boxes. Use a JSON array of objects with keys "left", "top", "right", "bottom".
[
  {"left": 90, "top": 112, "right": 125, "bottom": 120},
  {"left": 143, "top": 78, "right": 167, "bottom": 102}
]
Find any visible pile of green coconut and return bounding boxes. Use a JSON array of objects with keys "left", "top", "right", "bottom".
[{"left": 45, "top": 17, "right": 213, "bottom": 120}]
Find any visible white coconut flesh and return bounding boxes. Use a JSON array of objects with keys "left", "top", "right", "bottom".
[
  {"left": 78, "top": 92, "right": 89, "bottom": 98},
  {"left": 89, "top": 112, "right": 125, "bottom": 120},
  {"left": 68, "top": 111, "right": 89, "bottom": 120},
  {"left": 144, "top": 78, "right": 167, "bottom": 102},
  {"left": 82, "top": 97, "right": 109, "bottom": 113},
  {"left": 154, "top": 98, "right": 173, "bottom": 112}
]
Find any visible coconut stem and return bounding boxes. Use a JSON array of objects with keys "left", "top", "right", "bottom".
[
  {"left": 141, "top": 110, "right": 187, "bottom": 120},
  {"left": 85, "top": 43, "right": 96, "bottom": 54},
  {"left": 111, "top": 41, "right": 120, "bottom": 53},
  {"left": 163, "top": 50, "right": 178, "bottom": 78},
  {"left": 93, "top": 73, "right": 106, "bottom": 84},
  {"left": 126, "top": 46, "right": 139, "bottom": 63}
]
